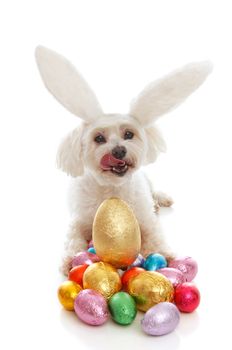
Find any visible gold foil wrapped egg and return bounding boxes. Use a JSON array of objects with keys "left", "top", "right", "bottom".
[
  {"left": 57, "top": 280, "right": 82, "bottom": 311},
  {"left": 83, "top": 262, "right": 122, "bottom": 300},
  {"left": 128, "top": 271, "right": 174, "bottom": 312},
  {"left": 93, "top": 197, "right": 141, "bottom": 268}
]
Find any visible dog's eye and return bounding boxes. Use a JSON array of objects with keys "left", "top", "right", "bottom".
[
  {"left": 94, "top": 134, "right": 106, "bottom": 144},
  {"left": 124, "top": 130, "right": 134, "bottom": 140}
]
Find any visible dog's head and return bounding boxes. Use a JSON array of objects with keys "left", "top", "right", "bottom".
[{"left": 35, "top": 46, "right": 212, "bottom": 186}]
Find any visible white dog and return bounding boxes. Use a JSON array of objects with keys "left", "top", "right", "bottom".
[{"left": 35, "top": 47, "right": 212, "bottom": 275}]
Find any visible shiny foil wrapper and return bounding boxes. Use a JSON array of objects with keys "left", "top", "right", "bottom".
[
  {"left": 93, "top": 198, "right": 141, "bottom": 268},
  {"left": 128, "top": 271, "right": 174, "bottom": 312},
  {"left": 141, "top": 302, "right": 180, "bottom": 336},
  {"left": 74, "top": 289, "right": 109, "bottom": 326},
  {"left": 71, "top": 251, "right": 100, "bottom": 268},
  {"left": 57, "top": 281, "right": 82, "bottom": 311},
  {"left": 168, "top": 256, "right": 198, "bottom": 282},
  {"left": 83, "top": 262, "right": 122, "bottom": 300},
  {"left": 157, "top": 267, "right": 186, "bottom": 287},
  {"left": 174, "top": 282, "right": 200, "bottom": 313},
  {"left": 108, "top": 292, "right": 137, "bottom": 325}
]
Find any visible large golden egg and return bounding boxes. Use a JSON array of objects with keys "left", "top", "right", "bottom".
[
  {"left": 128, "top": 271, "right": 174, "bottom": 312},
  {"left": 83, "top": 262, "right": 122, "bottom": 300},
  {"left": 93, "top": 197, "right": 141, "bottom": 268}
]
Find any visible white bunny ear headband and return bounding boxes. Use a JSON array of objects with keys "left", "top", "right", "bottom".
[{"left": 35, "top": 46, "right": 212, "bottom": 125}]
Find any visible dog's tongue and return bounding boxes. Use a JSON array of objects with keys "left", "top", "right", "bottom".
[{"left": 100, "top": 154, "right": 126, "bottom": 170}]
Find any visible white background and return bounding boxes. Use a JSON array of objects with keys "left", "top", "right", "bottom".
[{"left": 0, "top": 1, "right": 231, "bottom": 349}]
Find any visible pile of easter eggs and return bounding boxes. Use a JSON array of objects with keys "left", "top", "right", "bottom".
[{"left": 58, "top": 198, "right": 200, "bottom": 336}]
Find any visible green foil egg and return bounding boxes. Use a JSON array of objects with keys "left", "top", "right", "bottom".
[{"left": 108, "top": 292, "right": 137, "bottom": 325}]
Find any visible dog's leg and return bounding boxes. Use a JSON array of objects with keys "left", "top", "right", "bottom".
[
  {"left": 153, "top": 191, "right": 174, "bottom": 212},
  {"left": 140, "top": 219, "right": 175, "bottom": 263},
  {"left": 60, "top": 219, "right": 91, "bottom": 276},
  {"left": 145, "top": 176, "right": 173, "bottom": 212}
]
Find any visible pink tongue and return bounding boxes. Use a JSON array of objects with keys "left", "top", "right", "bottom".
[{"left": 100, "top": 154, "right": 126, "bottom": 170}]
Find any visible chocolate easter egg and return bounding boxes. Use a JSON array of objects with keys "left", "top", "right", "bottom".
[
  {"left": 57, "top": 281, "right": 82, "bottom": 311},
  {"left": 83, "top": 262, "right": 122, "bottom": 300},
  {"left": 93, "top": 198, "right": 141, "bottom": 268},
  {"left": 128, "top": 271, "right": 174, "bottom": 312},
  {"left": 108, "top": 292, "right": 137, "bottom": 325},
  {"left": 141, "top": 302, "right": 180, "bottom": 335},
  {"left": 157, "top": 267, "right": 186, "bottom": 287},
  {"left": 74, "top": 289, "right": 109, "bottom": 325},
  {"left": 168, "top": 257, "right": 198, "bottom": 282}
]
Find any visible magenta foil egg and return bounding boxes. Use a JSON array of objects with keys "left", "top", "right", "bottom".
[
  {"left": 74, "top": 289, "right": 109, "bottom": 326},
  {"left": 141, "top": 302, "right": 180, "bottom": 336},
  {"left": 130, "top": 254, "right": 145, "bottom": 268},
  {"left": 71, "top": 252, "right": 100, "bottom": 268},
  {"left": 157, "top": 267, "right": 186, "bottom": 287},
  {"left": 168, "top": 257, "right": 198, "bottom": 282},
  {"left": 88, "top": 240, "right": 94, "bottom": 248}
]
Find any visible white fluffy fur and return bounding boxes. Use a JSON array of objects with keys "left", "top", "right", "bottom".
[{"left": 35, "top": 46, "right": 212, "bottom": 275}]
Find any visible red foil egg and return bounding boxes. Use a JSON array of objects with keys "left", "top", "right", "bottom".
[
  {"left": 121, "top": 267, "right": 145, "bottom": 290},
  {"left": 174, "top": 282, "right": 200, "bottom": 313},
  {"left": 68, "top": 264, "right": 89, "bottom": 287}
]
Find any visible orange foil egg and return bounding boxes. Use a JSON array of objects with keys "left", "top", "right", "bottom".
[{"left": 68, "top": 264, "right": 89, "bottom": 287}]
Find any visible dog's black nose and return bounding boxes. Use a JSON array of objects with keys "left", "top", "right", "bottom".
[{"left": 112, "top": 146, "right": 127, "bottom": 159}]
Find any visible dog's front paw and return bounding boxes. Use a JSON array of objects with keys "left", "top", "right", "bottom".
[
  {"left": 160, "top": 251, "right": 176, "bottom": 264},
  {"left": 59, "top": 255, "right": 73, "bottom": 276},
  {"left": 153, "top": 192, "right": 174, "bottom": 212}
]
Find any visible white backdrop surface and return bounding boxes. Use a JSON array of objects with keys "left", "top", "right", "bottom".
[{"left": 0, "top": 1, "right": 231, "bottom": 349}]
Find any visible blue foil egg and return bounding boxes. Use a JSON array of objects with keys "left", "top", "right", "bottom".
[
  {"left": 143, "top": 253, "right": 167, "bottom": 271},
  {"left": 87, "top": 247, "right": 96, "bottom": 254}
]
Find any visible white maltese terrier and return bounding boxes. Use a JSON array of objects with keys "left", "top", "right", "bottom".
[{"left": 35, "top": 47, "right": 212, "bottom": 275}]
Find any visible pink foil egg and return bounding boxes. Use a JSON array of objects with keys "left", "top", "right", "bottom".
[
  {"left": 71, "top": 252, "right": 100, "bottom": 268},
  {"left": 157, "top": 267, "right": 186, "bottom": 287},
  {"left": 74, "top": 289, "right": 109, "bottom": 325},
  {"left": 168, "top": 257, "right": 198, "bottom": 282}
]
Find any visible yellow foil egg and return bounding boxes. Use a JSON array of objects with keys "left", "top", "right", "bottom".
[
  {"left": 83, "top": 262, "right": 122, "bottom": 300},
  {"left": 57, "top": 280, "right": 82, "bottom": 311},
  {"left": 128, "top": 271, "right": 174, "bottom": 312},
  {"left": 93, "top": 197, "right": 141, "bottom": 268}
]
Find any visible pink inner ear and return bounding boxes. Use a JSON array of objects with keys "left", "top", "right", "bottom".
[{"left": 100, "top": 153, "right": 126, "bottom": 170}]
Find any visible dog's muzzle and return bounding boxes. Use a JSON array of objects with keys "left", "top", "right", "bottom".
[{"left": 100, "top": 151, "right": 130, "bottom": 177}]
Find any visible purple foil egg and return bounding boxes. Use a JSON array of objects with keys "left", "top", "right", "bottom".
[
  {"left": 157, "top": 267, "right": 186, "bottom": 287},
  {"left": 74, "top": 289, "right": 109, "bottom": 326},
  {"left": 141, "top": 302, "right": 180, "bottom": 336},
  {"left": 88, "top": 240, "right": 94, "bottom": 248},
  {"left": 130, "top": 254, "right": 145, "bottom": 268},
  {"left": 71, "top": 252, "right": 100, "bottom": 268},
  {"left": 168, "top": 256, "right": 198, "bottom": 282}
]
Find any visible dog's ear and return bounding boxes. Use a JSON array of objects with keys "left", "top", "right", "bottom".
[
  {"left": 130, "top": 61, "right": 213, "bottom": 126},
  {"left": 35, "top": 46, "right": 103, "bottom": 122},
  {"left": 144, "top": 126, "right": 166, "bottom": 165},
  {"left": 56, "top": 125, "right": 84, "bottom": 177}
]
